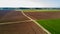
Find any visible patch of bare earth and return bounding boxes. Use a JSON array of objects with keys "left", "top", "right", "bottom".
[
  {"left": 0, "top": 11, "right": 29, "bottom": 23},
  {"left": 0, "top": 21, "right": 46, "bottom": 34},
  {"left": 0, "top": 10, "right": 13, "bottom": 20},
  {"left": 0, "top": 11, "right": 47, "bottom": 34},
  {"left": 24, "top": 11, "right": 60, "bottom": 20}
]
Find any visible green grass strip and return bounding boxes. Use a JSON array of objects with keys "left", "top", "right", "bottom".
[{"left": 22, "top": 9, "right": 60, "bottom": 12}]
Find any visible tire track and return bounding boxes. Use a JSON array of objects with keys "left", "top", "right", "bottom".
[{"left": 0, "top": 20, "right": 32, "bottom": 25}]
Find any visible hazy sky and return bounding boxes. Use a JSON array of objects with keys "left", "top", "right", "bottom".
[{"left": 0, "top": 0, "right": 60, "bottom": 8}]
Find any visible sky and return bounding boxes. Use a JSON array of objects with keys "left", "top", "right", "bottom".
[{"left": 0, "top": 0, "right": 60, "bottom": 8}]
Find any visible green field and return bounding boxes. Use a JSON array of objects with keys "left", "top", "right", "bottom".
[
  {"left": 22, "top": 9, "right": 60, "bottom": 12},
  {"left": 37, "top": 19, "right": 60, "bottom": 34}
]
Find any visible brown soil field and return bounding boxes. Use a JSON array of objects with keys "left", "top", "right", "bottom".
[
  {"left": 0, "top": 11, "right": 47, "bottom": 34},
  {"left": 24, "top": 11, "right": 60, "bottom": 20},
  {"left": 0, "top": 11, "right": 29, "bottom": 23},
  {"left": 0, "top": 10, "right": 13, "bottom": 20},
  {"left": 0, "top": 21, "right": 46, "bottom": 34}
]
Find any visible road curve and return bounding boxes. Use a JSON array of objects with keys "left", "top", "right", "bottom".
[
  {"left": 21, "top": 11, "right": 51, "bottom": 34},
  {"left": 0, "top": 11, "right": 50, "bottom": 34}
]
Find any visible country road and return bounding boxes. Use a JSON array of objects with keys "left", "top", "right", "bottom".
[
  {"left": 21, "top": 11, "right": 51, "bottom": 34},
  {"left": 0, "top": 11, "right": 50, "bottom": 34}
]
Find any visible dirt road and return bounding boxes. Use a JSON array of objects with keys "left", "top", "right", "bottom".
[{"left": 0, "top": 11, "right": 47, "bottom": 34}]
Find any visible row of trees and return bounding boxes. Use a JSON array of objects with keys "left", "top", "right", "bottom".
[{"left": 0, "top": 8, "right": 60, "bottom": 10}]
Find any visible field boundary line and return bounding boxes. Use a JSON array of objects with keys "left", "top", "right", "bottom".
[
  {"left": 0, "top": 20, "right": 32, "bottom": 25},
  {"left": 21, "top": 11, "right": 51, "bottom": 34}
]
